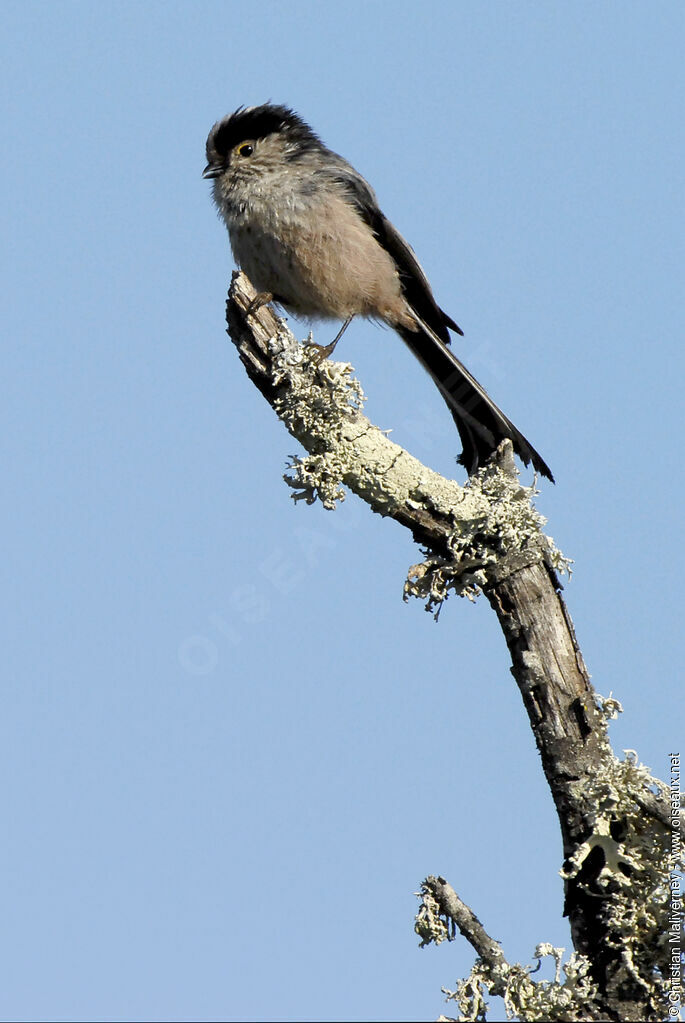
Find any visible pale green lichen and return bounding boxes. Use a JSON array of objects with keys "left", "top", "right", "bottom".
[
  {"left": 270, "top": 338, "right": 368, "bottom": 510},
  {"left": 418, "top": 714, "right": 680, "bottom": 1020},
  {"left": 267, "top": 331, "right": 572, "bottom": 613},
  {"left": 415, "top": 884, "right": 598, "bottom": 1021},
  {"left": 415, "top": 885, "right": 452, "bottom": 948},
  {"left": 442, "top": 946, "right": 599, "bottom": 1022},
  {"left": 404, "top": 466, "right": 571, "bottom": 614},
  {"left": 283, "top": 451, "right": 348, "bottom": 511},
  {"left": 558, "top": 737, "right": 678, "bottom": 1019},
  {"left": 270, "top": 333, "right": 365, "bottom": 442}
]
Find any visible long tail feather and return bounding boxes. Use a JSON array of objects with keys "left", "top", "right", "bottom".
[{"left": 397, "top": 323, "right": 554, "bottom": 482}]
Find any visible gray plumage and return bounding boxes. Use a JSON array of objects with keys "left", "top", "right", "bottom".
[{"left": 204, "top": 104, "right": 553, "bottom": 481}]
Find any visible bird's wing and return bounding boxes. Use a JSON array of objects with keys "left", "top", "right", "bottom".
[
  {"left": 318, "top": 156, "right": 553, "bottom": 481},
  {"left": 322, "top": 157, "right": 463, "bottom": 341}
]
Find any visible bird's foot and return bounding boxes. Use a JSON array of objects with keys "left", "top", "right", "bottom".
[
  {"left": 304, "top": 316, "right": 354, "bottom": 363},
  {"left": 304, "top": 338, "right": 340, "bottom": 364},
  {"left": 245, "top": 291, "right": 273, "bottom": 318}
]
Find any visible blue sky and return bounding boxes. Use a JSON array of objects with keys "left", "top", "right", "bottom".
[{"left": 2, "top": 2, "right": 683, "bottom": 1020}]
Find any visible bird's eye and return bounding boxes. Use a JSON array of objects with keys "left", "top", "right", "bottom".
[{"left": 237, "top": 143, "right": 254, "bottom": 158}]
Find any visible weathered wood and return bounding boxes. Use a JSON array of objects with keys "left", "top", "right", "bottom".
[
  {"left": 485, "top": 563, "right": 631, "bottom": 1018},
  {"left": 223, "top": 270, "right": 675, "bottom": 1022}
]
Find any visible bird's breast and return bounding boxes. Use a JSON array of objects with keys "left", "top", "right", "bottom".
[{"left": 226, "top": 192, "right": 407, "bottom": 323}]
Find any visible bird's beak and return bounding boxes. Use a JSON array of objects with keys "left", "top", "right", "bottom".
[{"left": 202, "top": 162, "right": 223, "bottom": 179}]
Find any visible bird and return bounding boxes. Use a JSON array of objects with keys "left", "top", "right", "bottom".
[{"left": 203, "top": 103, "right": 553, "bottom": 482}]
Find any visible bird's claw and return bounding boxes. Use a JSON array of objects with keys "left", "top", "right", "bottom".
[
  {"left": 245, "top": 291, "right": 274, "bottom": 318},
  {"left": 304, "top": 339, "right": 339, "bottom": 364}
]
